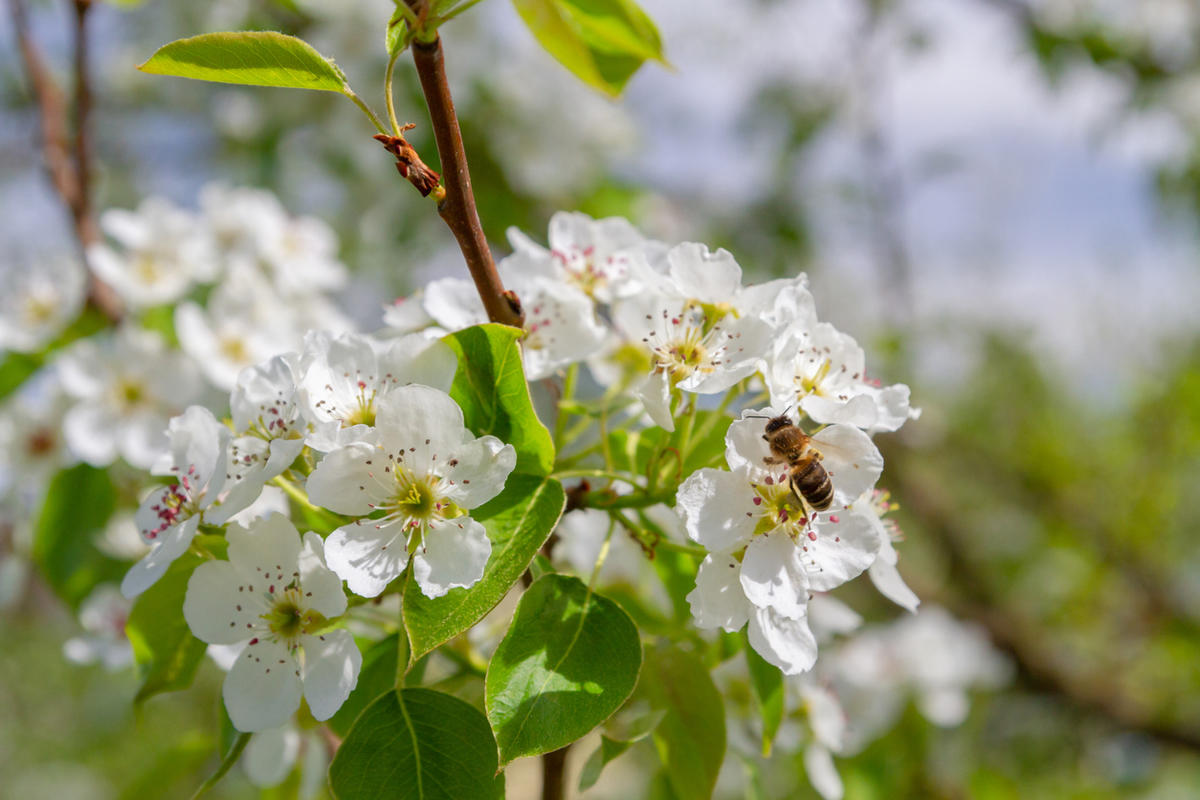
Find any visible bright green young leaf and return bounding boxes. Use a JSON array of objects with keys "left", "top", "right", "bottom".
[
  {"left": 511, "top": 0, "right": 665, "bottom": 96},
  {"left": 640, "top": 644, "right": 726, "bottom": 800},
  {"left": 126, "top": 553, "right": 208, "bottom": 704},
  {"left": 404, "top": 475, "right": 565, "bottom": 660},
  {"left": 444, "top": 324, "right": 555, "bottom": 475},
  {"left": 138, "top": 32, "right": 349, "bottom": 94},
  {"left": 32, "top": 464, "right": 124, "bottom": 609},
  {"left": 744, "top": 640, "right": 784, "bottom": 757},
  {"left": 486, "top": 574, "right": 642, "bottom": 763},
  {"left": 329, "top": 688, "right": 503, "bottom": 800},
  {"left": 386, "top": 5, "right": 410, "bottom": 57},
  {"left": 328, "top": 633, "right": 408, "bottom": 737}
]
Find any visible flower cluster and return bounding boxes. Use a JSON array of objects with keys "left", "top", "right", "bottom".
[
  {"left": 390, "top": 211, "right": 919, "bottom": 674},
  {"left": 5, "top": 197, "right": 972, "bottom": 794}
]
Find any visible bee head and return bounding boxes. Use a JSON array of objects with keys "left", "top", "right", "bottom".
[{"left": 763, "top": 415, "right": 793, "bottom": 435}]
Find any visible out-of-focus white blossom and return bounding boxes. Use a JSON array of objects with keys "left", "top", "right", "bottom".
[
  {"left": 0, "top": 259, "right": 86, "bottom": 354},
  {"left": 57, "top": 326, "right": 203, "bottom": 470},
  {"left": 62, "top": 584, "right": 133, "bottom": 670}
]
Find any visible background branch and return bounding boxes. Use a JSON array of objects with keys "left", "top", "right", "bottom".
[
  {"left": 888, "top": 455, "right": 1200, "bottom": 753},
  {"left": 7, "top": 0, "right": 121, "bottom": 319}
]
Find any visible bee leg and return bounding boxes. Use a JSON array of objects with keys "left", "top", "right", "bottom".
[{"left": 762, "top": 455, "right": 785, "bottom": 465}]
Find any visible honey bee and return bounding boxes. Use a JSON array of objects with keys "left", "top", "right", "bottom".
[{"left": 762, "top": 414, "right": 833, "bottom": 513}]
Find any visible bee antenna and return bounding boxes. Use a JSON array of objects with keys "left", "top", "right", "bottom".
[{"left": 744, "top": 413, "right": 771, "bottom": 420}]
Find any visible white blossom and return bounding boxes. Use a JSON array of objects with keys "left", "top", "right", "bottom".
[
  {"left": 0, "top": 258, "right": 86, "bottom": 353},
  {"left": 183, "top": 514, "right": 361, "bottom": 732},
  {"left": 306, "top": 385, "right": 515, "bottom": 598},
  {"left": 611, "top": 244, "right": 773, "bottom": 431},
  {"left": 677, "top": 410, "right": 883, "bottom": 674},
  {"left": 89, "top": 197, "right": 214, "bottom": 309},
  {"left": 121, "top": 406, "right": 247, "bottom": 597},
  {"left": 62, "top": 584, "right": 133, "bottom": 671},
  {"left": 0, "top": 375, "right": 75, "bottom": 495},
  {"left": 765, "top": 320, "right": 918, "bottom": 434},
  {"left": 299, "top": 330, "right": 456, "bottom": 451},
  {"left": 57, "top": 326, "right": 203, "bottom": 469},
  {"left": 500, "top": 212, "right": 654, "bottom": 305}
]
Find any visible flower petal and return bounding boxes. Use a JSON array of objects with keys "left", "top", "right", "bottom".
[
  {"left": 226, "top": 514, "right": 303, "bottom": 583},
  {"left": 323, "top": 519, "right": 409, "bottom": 598},
  {"left": 412, "top": 517, "right": 492, "bottom": 599},
  {"left": 747, "top": 606, "right": 817, "bottom": 675},
  {"left": 637, "top": 371, "right": 674, "bottom": 432},
  {"left": 803, "top": 744, "right": 844, "bottom": 800},
  {"left": 803, "top": 509, "right": 880, "bottom": 593},
  {"left": 667, "top": 242, "right": 742, "bottom": 302},
  {"left": 224, "top": 638, "right": 302, "bottom": 732},
  {"left": 740, "top": 531, "right": 809, "bottom": 619},
  {"left": 300, "top": 629, "right": 362, "bottom": 721},
  {"left": 184, "top": 559, "right": 269, "bottom": 644},
  {"left": 120, "top": 515, "right": 200, "bottom": 598},
  {"left": 243, "top": 725, "right": 300, "bottom": 788},
  {"left": 810, "top": 425, "right": 883, "bottom": 502},
  {"left": 375, "top": 384, "right": 470, "bottom": 467},
  {"left": 305, "top": 442, "right": 384, "bottom": 516},
  {"left": 378, "top": 334, "right": 457, "bottom": 394},
  {"left": 869, "top": 549, "right": 919, "bottom": 613},
  {"left": 298, "top": 532, "right": 346, "bottom": 619},
  {"left": 440, "top": 436, "right": 515, "bottom": 509},
  {"left": 686, "top": 554, "right": 749, "bottom": 632},
  {"left": 676, "top": 468, "right": 757, "bottom": 553}
]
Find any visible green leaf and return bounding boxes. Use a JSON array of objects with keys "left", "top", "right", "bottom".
[
  {"left": 578, "top": 711, "right": 660, "bottom": 791},
  {"left": 744, "top": 641, "right": 784, "bottom": 757},
  {"left": 329, "top": 688, "right": 503, "bottom": 800},
  {"left": 32, "top": 464, "right": 124, "bottom": 609},
  {"left": 404, "top": 474, "right": 565, "bottom": 660},
  {"left": 444, "top": 324, "right": 555, "bottom": 476},
  {"left": 126, "top": 553, "right": 208, "bottom": 704},
  {"left": 579, "top": 735, "right": 633, "bottom": 792},
  {"left": 328, "top": 633, "right": 408, "bottom": 737},
  {"left": 138, "top": 31, "right": 349, "bottom": 94},
  {"left": 511, "top": 0, "right": 665, "bottom": 96},
  {"left": 189, "top": 731, "right": 250, "bottom": 799},
  {"left": 386, "top": 5, "right": 411, "bottom": 56},
  {"left": 486, "top": 574, "right": 642, "bottom": 763},
  {"left": 640, "top": 644, "right": 726, "bottom": 800}
]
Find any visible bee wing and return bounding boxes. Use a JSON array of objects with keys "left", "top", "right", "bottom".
[{"left": 810, "top": 424, "right": 883, "bottom": 500}]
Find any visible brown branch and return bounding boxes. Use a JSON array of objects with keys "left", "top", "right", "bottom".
[
  {"left": 7, "top": 0, "right": 121, "bottom": 320},
  {"left": 404, "top": 24, "right": 524, "bottom": 329},
  {"left": 541, "top": 745, "right": 569, "bottom": 800},
  {"left": 890, "top": 459, "right": 1200, "bottom": 752}
]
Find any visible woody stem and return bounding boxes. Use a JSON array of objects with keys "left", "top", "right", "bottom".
[{"left": 406, "top": 24, "right": 524, "bottom": 328}]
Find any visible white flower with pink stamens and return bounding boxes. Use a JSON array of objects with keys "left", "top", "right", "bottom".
[
  {"left": 122, "top": 406, "right": 253, "bottom": 598},
  {"left": 305, "top": 384, "right": 515, "bottom": 599},
  {"left": 611, "top": 244, "right": 773, "bottom": 431},
  {"left": 299, "top": 330, "right": 456, "bottom": 452},
  {"left": 500, "top": 211, "right": 654, "bottom": 305},
  {"left": 675, "top": 409, "right": 883, "bottom": 674},
  {"left": 183, "top": 514, "right": 360, "bottom": 732}
]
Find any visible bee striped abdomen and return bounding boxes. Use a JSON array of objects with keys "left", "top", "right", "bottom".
[{"left": 791, "top": 458, "right": 834, "bottom": 511}]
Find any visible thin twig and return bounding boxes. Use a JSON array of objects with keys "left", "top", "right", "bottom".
[{"left": 403, "top": 17, "right": 524, "bottom": 328}]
